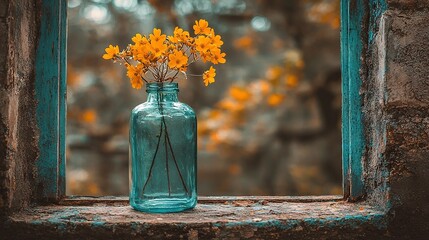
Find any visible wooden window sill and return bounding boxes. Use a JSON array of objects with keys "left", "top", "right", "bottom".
[{"left": 3, "top": 196, "right": 388, "bottom": 239}]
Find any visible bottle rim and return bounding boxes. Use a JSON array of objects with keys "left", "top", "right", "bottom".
[{"left": 146, "top": 82, "right": 179, "bottom": 92}]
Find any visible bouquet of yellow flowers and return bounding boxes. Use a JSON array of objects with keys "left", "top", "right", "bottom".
[{"left": 103, "top": 19, "right": 226, "bottom": 89}]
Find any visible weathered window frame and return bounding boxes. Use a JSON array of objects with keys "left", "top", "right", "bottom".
[
  {"left": 22, "top": 0, "right": 392, "bottom": 237},
  {"left": 35, "top": 0, "right": 378, "bottom": 203}
]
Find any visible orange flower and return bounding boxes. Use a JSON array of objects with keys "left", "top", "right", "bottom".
[
  {"left": 132, "top": 33, "right": 149, "bottom": 45},
  {"left": 200, "top": 51, "right": 212, "bottom": 63},
  {"left": 210, "top": 48, "right": 226, "bottom": 64},
  {"left": 169, "top": 27, "right": 190, "bottom": 43},
  {"left": 131, "top": 39, "right": 151, "bottom": 64},
  {"left": 103, "top": 19, "right": 226, "bottom": 88},
  {"left": 208, "top": 29, "right": 223, "bottom": 47},
  {"left": 193, "top": 19, "right": 211, "bottom": 35},
  {"left": 203, "top": 66, "right": 216, "bottom": 86},
  {"left": 168, "top": 50, "right": 188, "bottom": 69},
  {"left": 149, "top": 28, "right": 166, "bottom": 44},
  {"left": 150, "top": 40, "right": 167, "bottom": 58},
  {"left": 134, "top": 49, "right": 151, "bottom": 65},
  {"left": 195, "top": 36, "right": 211, "bottom": 53},
  {"left": 126, "top": 64, "right": 144, "bottom": 89},
  {"left": 102, "top": 45, "right": 119, "bottom": 60}
]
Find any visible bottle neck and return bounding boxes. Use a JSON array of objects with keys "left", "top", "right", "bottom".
[{"left": 146, "top": 83, "right": 179, "bottom": 103}]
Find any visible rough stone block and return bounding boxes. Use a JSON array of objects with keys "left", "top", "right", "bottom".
[
  {"left": 384, "top": 9, "right": 429, "bottom": 107},
  {"left": 387, "top": 0, "right": 429, "bottom": 10},
  {"left": 385, "top": 106, "right": 429, "bottom": 235}
]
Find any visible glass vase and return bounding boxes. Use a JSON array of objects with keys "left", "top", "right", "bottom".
[{"left": 129, "top": 83, "right": 197, "bottom": 213}]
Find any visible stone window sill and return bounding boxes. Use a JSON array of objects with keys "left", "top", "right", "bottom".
[{"left": 3, "top": 196, "right": 387, "bottom": 239}]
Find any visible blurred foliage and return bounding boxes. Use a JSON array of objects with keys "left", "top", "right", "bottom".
[{"left": 67, "top": 0, "right": 341, "bottom": 196}]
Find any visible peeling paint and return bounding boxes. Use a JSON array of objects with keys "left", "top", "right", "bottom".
[
  {"left": 1, "top": 201, "right": 389, "bottom": 239},
  {"left": 34, "top": 0, "right": 67, "bottom": 202}
]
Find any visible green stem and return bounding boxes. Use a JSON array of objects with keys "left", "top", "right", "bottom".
[
  {"left": 164, "top": 126, "right": 171, "bottom": 196},
  {"left": 141, "top": 114, "right": 163, "bottom": 194},
  {"left": 164, "top": 123, "right": 189, "bottom": 195},
  {"left": 141, "top": 92, "right": 188, "bottom": 196}
]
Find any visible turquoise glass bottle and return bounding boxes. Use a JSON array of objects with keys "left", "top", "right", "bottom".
[{"left": 129, "top": 83, "right": 197, "bottom": 213}]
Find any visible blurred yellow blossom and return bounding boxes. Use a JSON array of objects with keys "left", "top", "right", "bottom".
[
  {"left": 267, "top": 93, "right": 285, "bottom": 106},
  {"left": 234, "top": 36, "right": 253, "bottom": 50},
  {"left": 81, "top": 109, "right": 97, "bottom": 123},
  {"left": 266, "top": 66, "right": 283, "bottom": 80},
  {"left": 285, "top": 75, "right": 299, "bottom": 88},
  {"left": 229, "top": 86, "right": 251, "bottom": 102}
]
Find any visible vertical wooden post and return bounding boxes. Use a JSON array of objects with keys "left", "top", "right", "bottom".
[
  {"left": 35, "top": 0, "right": 67, "bottom": 202},
  {"left": 341, "top": 0, "right": 387, "bottom": 201}
]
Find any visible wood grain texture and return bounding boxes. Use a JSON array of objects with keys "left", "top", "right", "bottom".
[
  {"left": 341, "top": 0, "right": 387, "bottom": 201},
  {"left": 340, "top": 0, "right": 351, "bottom": 199},
  {"left": 35, "top": 0, "right": 67, "bottom": 202}
]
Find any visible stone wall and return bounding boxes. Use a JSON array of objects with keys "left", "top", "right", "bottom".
[
  {"left": 365, "top": 1, "right": 429, "bottom": 236},
  {"left": 0, "top": 0, "right": 39, "bottom": 214}
]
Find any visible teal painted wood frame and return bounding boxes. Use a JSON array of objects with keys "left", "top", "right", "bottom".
[
  {"left": 35, "top": 0, "right": 67, "bottom": 201},
  {"left": 33, "top": 0, "right": 387, "bottom": 201},
  {"left": 341, "top": 0, "right": 387, "bottom": 200}
]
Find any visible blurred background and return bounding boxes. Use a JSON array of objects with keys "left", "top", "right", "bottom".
[{"left": 66, "top": 0, "right": 342, "bottom": 196}]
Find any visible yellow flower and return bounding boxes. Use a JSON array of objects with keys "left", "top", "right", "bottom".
[
  {"left": 209, "top": 48, "right": 226, "bottom": 64},
  {"left": 126, "top": 64, "right": 144, "bottom": 89},
  {"left": 134, "top": 49, "right": 151, "bottom": 65},
  {"left": 104, "top": 20, "right": 225, "bottom": 87},
  {"left": 150, "top": 40, "right": 168, "bottom": 58},
  {"left": 169, "top": 27, "right": 190, "bottom": 43},
  {"left": 132, "top": 33, "right": 149, "bottom": 45},
  {"left": 209, "top": 29, "right": 223, "bottom": 47},
  {"left": 102, "top": 45, "right": 119, "bottom": 60},
  {"left": 149, "top": 28, "right": 166, "bottom": 44},
  {"left": 195, "top": 36, "right": 211, "bottom": 53},
  {"left": 193, "top": 19, "right": 211, "bottom": 35},
  {"left": 131, "top": 40, "right": 151, "bottom": 64},
  {"left": 200, "top": 51, "right": 212, "bottom": 63},
  {"left": 203, "top": 66, "right": 216, "bottom": 86},
  {"left": 168, "top": 50, "right": 188, "bottom": 69}
]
